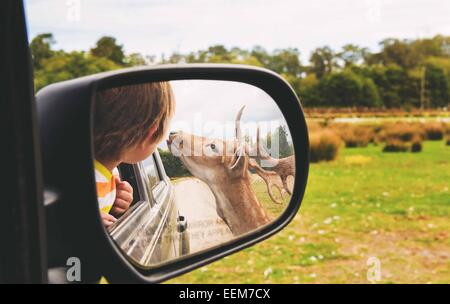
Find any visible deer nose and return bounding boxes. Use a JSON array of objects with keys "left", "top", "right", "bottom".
[
  {"left": 169, "top": 130, "right": 178, "bottom": 139},
  {"left": 167, "top": 131, "right": 181, "bottom": 145}
]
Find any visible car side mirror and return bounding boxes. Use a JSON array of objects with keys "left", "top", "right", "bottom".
[{"left": 36, "top": 64, "right": 309, "bottom": 283}]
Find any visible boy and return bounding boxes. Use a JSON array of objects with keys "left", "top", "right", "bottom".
[{"left": 93, "top": 82, "right": 175, "bottom": 227}]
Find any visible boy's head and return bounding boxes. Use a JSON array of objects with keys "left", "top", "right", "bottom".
[{"left": 94, "top": 82, "right": 175, "bottom": 164}]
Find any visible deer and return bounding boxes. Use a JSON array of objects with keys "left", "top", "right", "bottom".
[
  {"left": 247, "top": 126, "right": 295, "bottom": 201},
  {"left": 166, "top": 106, "right": 272, "bottom": 236},
  {"left": 247, "top": 158, "right": 288, "bottom": 205}
]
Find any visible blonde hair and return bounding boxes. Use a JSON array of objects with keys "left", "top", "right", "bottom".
[{"left": 94, "top": 82, "right": 175, "bottom": 162}]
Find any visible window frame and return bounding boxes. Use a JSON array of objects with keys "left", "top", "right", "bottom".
[
  {"left": 132, "top": 152, "right": 167, "bottom": 208},
  {"left": 142, "top": 153, "right": 163, "bottom": 190},
  {"left": 133, "top": 162, "right": 155, "bottom": 208}
]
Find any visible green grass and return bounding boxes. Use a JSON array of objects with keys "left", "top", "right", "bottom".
[{"left": 168, "top": 140, "right": 450, "bottom": 283}]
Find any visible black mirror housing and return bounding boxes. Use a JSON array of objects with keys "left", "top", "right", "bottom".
[{"left": 36, "top": 64, "right": 309, "bottom": 283}]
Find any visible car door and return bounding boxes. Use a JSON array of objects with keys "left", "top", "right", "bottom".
[
  {"left": 109, "top": 152, "right": 181, "bottom": 266},
  {"left": 0, "top": 0, "right": 47, "bottom": 283}
]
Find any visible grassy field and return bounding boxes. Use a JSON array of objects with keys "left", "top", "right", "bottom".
[{"left": 168, "top": 140, "right": 450, "bottom": 283}]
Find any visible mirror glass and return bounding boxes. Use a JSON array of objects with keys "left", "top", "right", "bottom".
[{"left": 93, "top": 80, "right": 296, "bottom": 267}]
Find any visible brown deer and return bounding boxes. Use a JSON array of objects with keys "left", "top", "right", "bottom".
[
  {"left": 247, "top": 126, "right": 295, "bottom": 200},
  {"left": 248, "top": 158, "right": 288, "bottom": 205},
  {"left": 166, "top": 106, "right": 271, "bottom": 236}
]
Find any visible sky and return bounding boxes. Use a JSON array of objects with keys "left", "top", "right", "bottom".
[
  {"left": 25, "top": 0, "right": 450, "bottom": 62},
  {"left": 158, "top": 80, "right": 288, "bottom": 150},
  {"left": 169, "top": 80, "right": 286, "bottom": 139}
]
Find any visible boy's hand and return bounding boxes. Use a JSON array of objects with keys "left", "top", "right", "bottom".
[
  {"left": 110, "top": 176, "right": 133, "bottom": 217},
  {"left": 101, "top": 212, "right": 117, "bottom": 227}
]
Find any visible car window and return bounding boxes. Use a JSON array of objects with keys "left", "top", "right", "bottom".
[
  {"left": 142, "top": 154, "right": 161, "bottom": 188},
  {"left": 137, "top": 154, "right": 163, "bottom": 205}
]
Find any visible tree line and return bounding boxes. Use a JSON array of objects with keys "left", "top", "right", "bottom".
[{"left": 31, "top": 33, "right": 450, "bottom": 108}]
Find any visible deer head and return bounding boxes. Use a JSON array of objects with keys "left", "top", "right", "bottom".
[
  {"left": 167, "top": 106, "right": 247, "bottom": 182},
  {"left": 167, "top": 106, "right": 270, "bottom": 235}
]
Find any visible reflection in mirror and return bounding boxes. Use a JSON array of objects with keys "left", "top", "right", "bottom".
[{"left": 93, "top": 80, "right": 295, "bottom": 268}]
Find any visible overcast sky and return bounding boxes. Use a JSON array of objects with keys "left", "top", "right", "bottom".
[
  {"left": 164, "top": 80, "right": 287, "bottom": 148},
  {"left": 25, "top": 0, "right": 450, "bottom": 62}
]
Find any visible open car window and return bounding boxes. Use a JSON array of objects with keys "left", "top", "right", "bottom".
[
  {"left": 115, "top": 153, "right": 163, "bottom": 212},
  {"left": 138, "top": 154, "right": 166, "bottom": 204},
  {"left": 108, "top": 153, "right": 173, "bottom": 265},
  {"left": 142, "top": 155, "right": 161, "bottom": 189}
]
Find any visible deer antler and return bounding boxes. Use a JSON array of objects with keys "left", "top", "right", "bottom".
[
  {"left": 255, "top": 126, "right": 272, "bottom": 161},
  {"left": 235, "top": 105, "right": 245, "bottom": 142},
  {"left": 230, "top": 105, "right": 246, "bottom": 170},
  {"left": 248, "top": 126, "right": 295, "bottom": 197},
  {"left": 248, "top": 159, "right": 285, "bottom": 205},
  {"left": 231, "top": 108, "right": 293, "bottom": 205}
]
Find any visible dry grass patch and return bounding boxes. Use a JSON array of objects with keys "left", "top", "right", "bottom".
[
  {"left": 309, "top": 129, "right": 342, "bottom": 163},
  {"left": 444, "top": 124, "right": 450, "bottom": 146},
  {"left": 331, "top": 124, "right": 376, "bottom": 148},
  {"left": 423, "top": 122, "right": 445, "bottom": 141},
  {"left": 379, "top": 123, "right": 425, "bottom": 143},
  {"left": 383, "top": 139, "right": 409, "bottom": 152}
]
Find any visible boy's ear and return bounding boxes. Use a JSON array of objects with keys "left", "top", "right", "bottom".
[{"left": 146, "top": 123, "right": 159, "bottom": 141}]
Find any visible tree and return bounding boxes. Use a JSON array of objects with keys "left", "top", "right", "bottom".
[
  {"left": 425, "top": 64, "right": 449, "bottom": 107},
  {"left": 231, "top": 55, "right": 263, "bottom": 67},
  {"left": 281, "top": 72, "right": 301, "bottom": 100},
  {"left": 268, "top": 48, "right": 303, "bottom": 77},
  {"left": 338, "top": 44, "right": 369, "bottom": 67},
  {"left": 124, "top": 53, "right": 147, "bottom": 66},
  {"left": 309, "top": 46, "right": 336, "bottom": 78},
  {"left": 90, "top": 36, "right": 125, "bottom": 65},
  {"left": 250, "top": 46, "right": 271, "bottom": 67},
  {"left": 411, "top": 36, "right": 449, "bottom": 60},
  {"left": 30, "top": 32, "right": 450, "bottom": 109},
  {"left": 158, "top": 148, "right": 190, "bottom": 177},
  {"left": 377, "top": 38, "right": 420, "bottom": 69},
  {"left": 299, "top": 73, "right": 322, "bottom": 106},
  {"left": 266, "top": 126, "right": 293, "bottom": 158},
  {"left": 30, "top": 33, "right": 55, "bottom": 69},
  {"left": 425, "top": 57, "right": 450, "bottom": 74},
  {"left": 34, "top": 51, "right": 120, "bottom": 91},
  {"left": 165, "top": 52, "right": 185, "bottom": 64},
  {"left": 319, "top": 70, "right": 362, "bottom": 107},
  {"left": 368, "top": 64, "right": 415, "bottom": 108},
  {"left": 360, "top": 77, "right": 382, "bottom": 107},
  {"left": 277, "top": 126, "right": 293, "bottom": 158},
  {"left": 318, "top": 70, "right": 382, "bottom": 107}
]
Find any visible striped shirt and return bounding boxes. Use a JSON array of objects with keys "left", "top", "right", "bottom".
[{"left": 94, "top": 160, "right": 116, "bottom": 214}]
